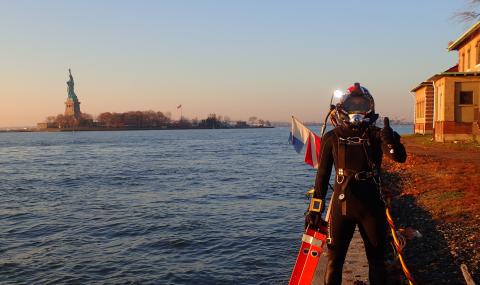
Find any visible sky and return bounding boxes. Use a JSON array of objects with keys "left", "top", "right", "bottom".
[{"left": 0, "top": 0, "right": 475, "bottom": 127}]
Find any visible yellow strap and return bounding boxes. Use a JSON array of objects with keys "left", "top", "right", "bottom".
[
  {"left": 309, "top": 198, "right": 323, "bottom": 212},
  {"left": 305, "top": 188, "right": 315, "bottom": 197}
]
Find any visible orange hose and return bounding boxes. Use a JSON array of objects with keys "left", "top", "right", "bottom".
[{"left": 385, "top": 205, "right": 415, "bottom": 285}]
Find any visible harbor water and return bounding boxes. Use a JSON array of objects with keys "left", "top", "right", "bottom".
[{"left": 0, "top": 125, "right": 412, "bottom": 284}]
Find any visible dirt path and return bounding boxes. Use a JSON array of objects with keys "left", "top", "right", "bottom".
[{"left": 312, "top": 228, "right": 369, "bottom": 284}]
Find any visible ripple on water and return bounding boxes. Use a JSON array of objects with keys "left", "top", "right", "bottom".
[{"left": 0, "top": 127, "right": 412, "bottom": 284}]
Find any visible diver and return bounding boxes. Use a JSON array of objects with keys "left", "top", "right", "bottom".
[{"left": 305, "top": 83, "right": 407, "bottom": 284}]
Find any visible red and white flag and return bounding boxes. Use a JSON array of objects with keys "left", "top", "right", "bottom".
[{"left": 289, "top": 116, "right": 321, "bottom": 168}]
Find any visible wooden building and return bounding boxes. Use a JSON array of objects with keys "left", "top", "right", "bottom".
[{"left": 412, "top": 21, "right": 480, "bottom": 142}]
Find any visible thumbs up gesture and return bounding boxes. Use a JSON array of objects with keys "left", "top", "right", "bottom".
[
  {"left": 383, "top": 117, "right": 391, "bottom": 129},
  {"left": 381, "top": 117, "right": 395, "bottom": 145}
]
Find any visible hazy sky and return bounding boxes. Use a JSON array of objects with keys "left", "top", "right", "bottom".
[{"left": 0, "top": 0, "right": 473, "bottom": 127}]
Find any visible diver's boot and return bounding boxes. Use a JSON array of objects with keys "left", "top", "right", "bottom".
[
  {"left": 368, "top": 260, "right": 387, "bottom": 285},
  {"left": 324, "top": 255, "right": 344, "bottom": 285}
]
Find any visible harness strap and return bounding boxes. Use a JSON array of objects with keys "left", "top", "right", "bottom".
[
  {"left": 337, "top": 169, "right": 378, "bottom": 180},
  {"left": 333, "top": 129, "right": 378, "bottom": 216},
  {"left": 338, "top": 176, "right": 352, "bottom": 216},
  {"left": 362, "top": 127, "right": 379, "bottom": 174},
  {"left": 334, "top": 129, "right": 376, "bottom": 185},
  {"left": 337, "top": 133, "right": 347, "bottom": 179}
]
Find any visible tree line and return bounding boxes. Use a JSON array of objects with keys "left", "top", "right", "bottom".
[{"left": 45, "top": 111, "right": 271, "bottom": 129}]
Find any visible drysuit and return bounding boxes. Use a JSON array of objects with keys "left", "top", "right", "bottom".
[{"left": 306, "top": 123, "right": 406, "bottom": 285}]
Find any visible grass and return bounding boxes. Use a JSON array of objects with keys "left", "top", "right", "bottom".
[
  {"left": 383, "top": 136, "right": 480, "bottom": 223},
  {"left": 402, "top": 134, "right": 480, "bottom": 150}
]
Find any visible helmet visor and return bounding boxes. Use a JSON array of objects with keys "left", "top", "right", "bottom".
[{"left": 341, "top": 95, "right": 371, "bottom": 114}]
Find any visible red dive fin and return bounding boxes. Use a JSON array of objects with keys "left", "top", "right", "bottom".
[{"left": 289, "top": 226, "right": 328, "bottom": 285}]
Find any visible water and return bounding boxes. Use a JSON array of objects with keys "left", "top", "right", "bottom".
[{"left": 0, "top": 125, "right": 412, "bottom": 284}]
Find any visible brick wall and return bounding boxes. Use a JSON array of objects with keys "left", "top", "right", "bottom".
[
  {"left": 414, "top": 84, "right": 434, "bottom": 134},
  {"left": 435, "top": 121, "right": 472, "bottom": 136},
  {"left": 425, "top": 86, "right": 434, "bottom": 130}
]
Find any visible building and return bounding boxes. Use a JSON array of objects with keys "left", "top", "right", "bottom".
[
  {"left": 412, "top": 21, "right": 480, "bottom": 142},
  {"left": 411, "top": 81, "right": 434, "bottom": 134},
  {"left": 36, "top": 122, "right": 58, "bottom": 129}
]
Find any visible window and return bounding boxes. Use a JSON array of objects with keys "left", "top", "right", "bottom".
[
  {"left": 461, "top": 53, "right": 465, "bottom": 71},
  {"left": 467, "top": 49, "right": 471, "bottom": 70},
  {"left": 477, "top": 41, "right": 480, "bottom": 65},
  {"left": 460, "top": 91, "right": 474, "bottom": 105},
  {"left": 416, "top": 99, "right": 425, "bottom": 118}
]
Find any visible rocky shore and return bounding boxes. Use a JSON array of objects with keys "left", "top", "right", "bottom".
[{"left": 382, "top": 135, "right": 480, "bottom": 284}]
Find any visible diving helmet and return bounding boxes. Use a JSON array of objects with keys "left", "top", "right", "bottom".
[{"left": 334, "top": 83, "right": 378, "bottom": 128}]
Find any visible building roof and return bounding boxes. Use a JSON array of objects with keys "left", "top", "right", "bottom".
[
  {"left": 410, "top": 81, "right": 433, "bottom": 92},
  {"left": 447, "top": 21, "right": 480, "bottom": 51},
  {"left": 410, "top": 65, "right": 458, "bottom": 92},
  {"left": 411, "top": 71, "right": 480, "bottom": 93},
  {"left": 444, "top": 64, "right": 459, "bottom": 72},
  {"left": 428, "top": 71, "right": 480, "bottom": 81}
]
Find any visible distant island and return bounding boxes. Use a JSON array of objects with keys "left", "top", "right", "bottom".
[
  {"left": 37, "top": 111, "right": 273, "bottom": 131},
  {"left": 34, "top": 69, "right": 273, "bottom": 132}
]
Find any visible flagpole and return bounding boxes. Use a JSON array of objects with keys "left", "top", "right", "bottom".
[{"left": 177, "top": 104, "right": 183, "bottom": 121}]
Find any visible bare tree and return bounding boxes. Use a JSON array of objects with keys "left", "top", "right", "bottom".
[
  {"left": 157, "top": 112, "right": 170, "bottom": 126},
  {"left": 46, "top": 116, "right": 56, "bottom": 124},
  {"left": 97, "top": 110, "right": 173, "bottom": 128},
  {"left": 223, "top": 116, "right": 231, "bottom": 126},
  {"left": 454, "top": 0, "right": 480, "bottom": 23},
  {"left": 97, "top": 112, "right": 113, "bottom": 127},
  {"left": 191, "top": 117, "right": 199, "bottom": 126}
]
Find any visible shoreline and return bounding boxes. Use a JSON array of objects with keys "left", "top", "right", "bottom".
[
  {"left": 0, "top": 123, "right": 415, "bottom": 133},
  {"left": 0, "top": 126, "right": 275, "bottom": 133}
]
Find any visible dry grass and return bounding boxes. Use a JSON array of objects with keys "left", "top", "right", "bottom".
[{"left": 384, "top": 135, "right": 480, "bottom": 222}]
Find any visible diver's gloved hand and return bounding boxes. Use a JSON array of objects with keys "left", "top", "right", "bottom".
[
  {"left": 304, "top": 211, "right": 326, "bottom": 230},
  {"left": 380, "top": 117, "right": 407, "bottom": 162},
  {"left": 380, "top": 117, "right": 395, "bottom": 145}
]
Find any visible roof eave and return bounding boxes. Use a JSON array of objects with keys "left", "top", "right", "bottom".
[
  {"left": 410, "top": 81, "right": 433, "bottom": 92},
  {"left": 447, "top": 21, "right": 480, "bottom": 51},
  {"left": 429, "top": 71, "right": 480, "bottom": 81}
]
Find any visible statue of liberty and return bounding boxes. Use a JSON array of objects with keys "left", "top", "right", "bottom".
[
  {"left": 67, "top": 68, "right": 78, "bottom": 101},
  {"left": 64, "top": 68, "right": 81, "bottom": 119}
]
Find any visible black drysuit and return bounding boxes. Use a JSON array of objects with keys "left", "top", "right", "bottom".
[{"left": 312, "top": 125, "right": 406, "bottom": 285}]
